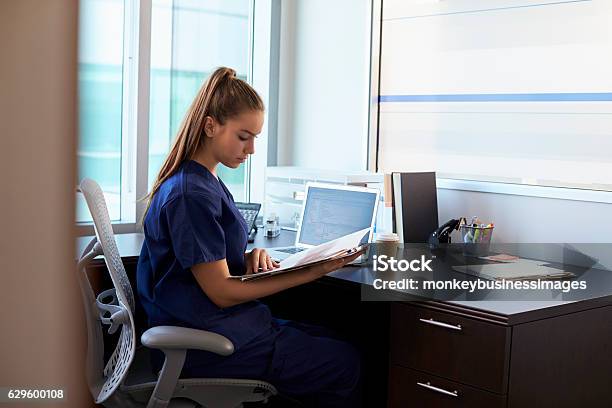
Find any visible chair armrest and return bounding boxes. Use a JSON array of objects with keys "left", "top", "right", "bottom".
[
  {"left": 141, "top": 326, "right": 234, "bottom": 356},
  {"left": 141, "top": 326, "right": 235, "bottom": 408}
]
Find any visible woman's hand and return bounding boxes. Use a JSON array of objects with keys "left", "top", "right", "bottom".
[{"left": 245, "top": 248, "right": 280, "bottom": 274}]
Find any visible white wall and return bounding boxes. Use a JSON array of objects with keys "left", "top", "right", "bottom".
[
  {"left": 439, "top": 189, "right": 612, "bottom": 269},
  {"left": 277, "top": 0, "right": 371, "bottom": 170},
  {"left": 1, "top": 1, "right": 91, "bottom": 405}
]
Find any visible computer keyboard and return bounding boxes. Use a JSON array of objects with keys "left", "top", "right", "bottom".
[{"left": 275, "top": 247, "right": 305, "bottom": 254}]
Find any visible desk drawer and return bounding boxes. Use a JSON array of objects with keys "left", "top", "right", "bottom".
[
  {"left": 390, "top": 303, "right": 510, "bottom": 393},
  {"left": 388, "top": 365, "right": 506, "bottom": 408}
]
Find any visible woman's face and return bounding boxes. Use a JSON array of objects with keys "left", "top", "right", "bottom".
[{"left": 208, "top": 110, "right": 264, "bottom": 169}]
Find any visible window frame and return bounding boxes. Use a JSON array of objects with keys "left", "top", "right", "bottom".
[{"left": 77, "top": 0, "right": 275, "bottom": 236}]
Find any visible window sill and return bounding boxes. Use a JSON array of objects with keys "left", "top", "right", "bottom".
[
  {"left": 76, "top": 221, "right": 141, "bottom": 237},
  {"left": 437, "top": 178, "right": 612, "bottom": 204}
]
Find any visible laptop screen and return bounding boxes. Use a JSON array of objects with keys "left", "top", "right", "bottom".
[{"left": 298, "top": 186, "right": 378, "bottom": 246}]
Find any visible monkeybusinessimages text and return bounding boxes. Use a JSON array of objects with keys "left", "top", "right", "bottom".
[{"left": 372, "top": 255, "right": 587, "bottom": 294}]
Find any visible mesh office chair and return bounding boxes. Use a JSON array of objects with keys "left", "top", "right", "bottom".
[{"left": 76, "top": 178, "right": 277, "bottom": 408}]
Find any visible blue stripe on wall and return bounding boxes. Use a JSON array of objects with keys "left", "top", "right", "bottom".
[
  {"left": 384, "top": 0, "right": 591, "bottom": 21},
  {"left": 379, "top": 93, "right": 612, "bottom": 103}
]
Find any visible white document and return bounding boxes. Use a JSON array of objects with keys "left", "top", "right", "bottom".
[
  {"left": 233, "top": 228, "right": 371, "bottom": 281},
  {"left": 275, "top": 228, "right": 371, "bottom": 271}
]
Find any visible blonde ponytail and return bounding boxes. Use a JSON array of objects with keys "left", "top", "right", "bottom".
[{"left": 142, "top": 67, "right": 264, "bottom": 220}]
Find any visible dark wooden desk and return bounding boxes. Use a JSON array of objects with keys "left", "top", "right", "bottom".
[{"left": 78, "top": 231, "right": 612, "bottom": 408}]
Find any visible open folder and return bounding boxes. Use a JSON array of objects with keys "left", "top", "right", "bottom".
[{"left": 232, "top": 228, "right": 371, "bottom": 282}]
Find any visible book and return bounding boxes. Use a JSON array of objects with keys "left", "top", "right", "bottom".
[{"left": 232, "top": 228, "right": 371, "bottom": 282}]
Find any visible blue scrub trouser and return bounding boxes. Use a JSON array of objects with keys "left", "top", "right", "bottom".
[{"left": 180, "top": 319, "right": 362, "bottom": 408}]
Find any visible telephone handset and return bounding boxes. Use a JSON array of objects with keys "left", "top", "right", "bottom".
[{"left": 428, "top": 219, "right": 461, "bottom": 249}]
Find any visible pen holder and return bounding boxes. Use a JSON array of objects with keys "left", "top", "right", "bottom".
[{"left": 459, "top": 225, "right": 494, "bottom": 257}]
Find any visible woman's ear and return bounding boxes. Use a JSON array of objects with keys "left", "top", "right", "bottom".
[{"left": 204, "top": 116, "right": 216, "bottom": 138}]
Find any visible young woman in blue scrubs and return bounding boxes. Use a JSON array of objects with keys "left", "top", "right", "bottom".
[{"left": 137, "top": 67, "right": 363, "bottom": 407}]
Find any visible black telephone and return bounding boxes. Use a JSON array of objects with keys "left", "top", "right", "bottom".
[
  {"left": 428, "top": 218, "right": 461, "bottom": 249},
  {"left": 236, "top": 202, "right": 261, "bottom": 243}
]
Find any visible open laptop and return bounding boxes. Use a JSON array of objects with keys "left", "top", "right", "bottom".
[{"left": 267, "top": 182, "right": 380, "bottom": 261}]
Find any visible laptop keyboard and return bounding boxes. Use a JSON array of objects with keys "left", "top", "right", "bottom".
[{"left": 275, "top": 247, "right": 306, "bottom": 254}]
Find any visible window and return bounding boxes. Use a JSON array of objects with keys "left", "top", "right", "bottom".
[
  {"left": 148, "top": 0, "right": 253, "bottom": 200},
  {"left": 77, "top": 0, "right": 125, "bottom": 221},
  {"left": 377, "top": 0, "right": 612, "bottom": 197},
  {"left": 77, "top": 0, "right": 261, "bottom": 227}
]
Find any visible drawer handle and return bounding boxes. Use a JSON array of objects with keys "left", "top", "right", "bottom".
[
  {"left": 416, "top": 381, "right": 459, "bottom": 397},
  {"left": 419, "top": 318, "right": 462, "bottom": 331}
]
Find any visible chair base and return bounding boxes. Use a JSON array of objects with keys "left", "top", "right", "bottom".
[{"left": 117, "top": 378, "right": 277, "bottom": 408}]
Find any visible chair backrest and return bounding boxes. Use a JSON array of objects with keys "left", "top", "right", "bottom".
[{"left": 77, "top": 178, "right": 136, "bottom": 404}]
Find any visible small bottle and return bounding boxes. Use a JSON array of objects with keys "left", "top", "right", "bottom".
[
  {"left": 292, "top": 211, "right": 302, "bottom": 230},
  {"left": 265, "top": 213, "right": 280, "bottom": 238}
]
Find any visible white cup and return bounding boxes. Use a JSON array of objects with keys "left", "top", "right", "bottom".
[{"left": 375, "top": 232, "right": 400, "bottom": 258}]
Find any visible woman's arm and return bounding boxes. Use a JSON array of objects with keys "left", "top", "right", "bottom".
[{"left": 191, "top": 252, "right": 363, "bottom": 308}]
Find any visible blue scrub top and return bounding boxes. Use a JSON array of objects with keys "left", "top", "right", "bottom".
[{"left": 137, "top": 160, "right": 272, "bottom": 351}]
